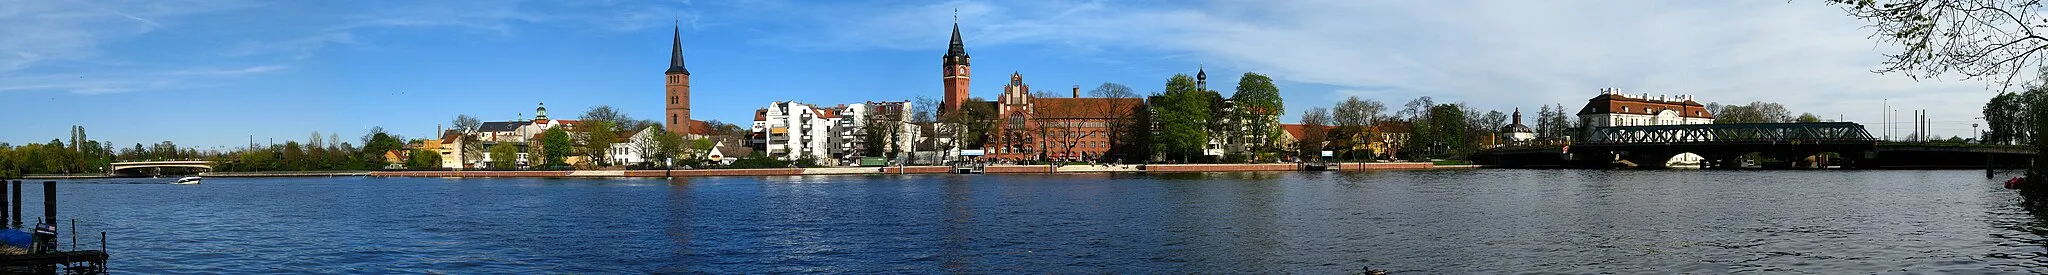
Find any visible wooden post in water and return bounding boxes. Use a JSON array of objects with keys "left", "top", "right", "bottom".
[
  {"left": 2, "top": 180, "right": 11, "bottom": 229},
  {"left": 1988, "top": 153, "right": 1996, "bottom": 179},
  {"left": 41, "top": 181, "right": 54, "bottom": 228},
  {"left": 10, "top": 180, "right": 20, "bottom": 229}
]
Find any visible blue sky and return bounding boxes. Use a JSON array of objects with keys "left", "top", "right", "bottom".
[{"left": 0, "top": 0, "right": 2005, "bottom": 149}]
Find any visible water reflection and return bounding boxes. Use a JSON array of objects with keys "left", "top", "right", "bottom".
[
  {"left": 30, "top": 170, "right": 2048, "bottom": 273},
  {"left": 662, "top": 177, "right": 695, "bottom": 273},
  {"left": 939, "top": 175, "right": 975, "bottom": 272}
]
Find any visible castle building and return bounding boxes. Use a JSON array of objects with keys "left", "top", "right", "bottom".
[
  {"left": 1575, "top": 88, "right": 1714, "bottom": 128},
  {"left": 978, "top": 73, "right": 1144, "bottom": 162},
  {"left": 1501, "top": 108, "right": 1535, "bottom": 143}
]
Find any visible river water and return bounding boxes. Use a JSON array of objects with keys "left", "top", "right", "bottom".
[{"left": 24, "top": 169, "right": 2048, "bottom": 273}]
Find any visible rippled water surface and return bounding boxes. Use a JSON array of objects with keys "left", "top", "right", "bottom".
[{"left": 26, "top": 170, "right": 2048, "bottom": 273}]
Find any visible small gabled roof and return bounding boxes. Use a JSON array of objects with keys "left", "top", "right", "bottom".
[{"left": 479, "top": 121, "right": 528, "bottom": 132}]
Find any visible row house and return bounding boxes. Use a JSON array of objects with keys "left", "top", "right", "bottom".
[
  {"left": 1277, "top": 120, "right": 1414, "bottom": 159},
  {"left": 748, "top": 100, "right": 921, "bottom": 165},
  {"left": 470, "top": 102, "right": 580, "bottom": 167}
]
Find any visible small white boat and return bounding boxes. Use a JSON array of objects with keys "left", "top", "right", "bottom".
[{"left": 172, "top": 176, "right": 202, "bottom": 185}]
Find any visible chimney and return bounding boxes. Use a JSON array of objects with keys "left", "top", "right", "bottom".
[{"left": 1072, "top": 85, "right": 1080, "bottom": 98}]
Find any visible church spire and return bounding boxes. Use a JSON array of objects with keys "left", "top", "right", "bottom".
[
  {"left": 945, "top": 14, "right": 969, "bottom": 65},
  {"left": 666, "top": 23, "right": 690, "bottom": 75}
]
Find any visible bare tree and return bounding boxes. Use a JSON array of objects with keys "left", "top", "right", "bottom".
[
  {"left": 1300, "top": 107, "right": 1331, "bottom": 157},
  {"left": 452, "top": 114, "right": 482, "bottom": 133},
  {"left": 1831, "top": 0, "right": 2048, "bottom": 89},
  {"left": 580, "top": 105, "right": 629, "bottom": 131},
  {"left": 1091, "top": 83, "right": 1143, "bottom": 162}
]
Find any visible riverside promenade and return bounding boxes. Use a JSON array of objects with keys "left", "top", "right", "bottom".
[{"left": 368, "top": 162, "right": 1461, "bottom": 178}]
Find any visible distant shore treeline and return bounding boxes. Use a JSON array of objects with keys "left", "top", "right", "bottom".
[{"left": 0, "top": 126, "right": 411, "bottom": 178}]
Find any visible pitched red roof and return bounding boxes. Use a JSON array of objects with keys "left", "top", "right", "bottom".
[
  {"left": 1030, "top": 97, "right": 1145, "bottom": 119},
  {"left": 1577, "top": 93, "right": 1713, "bottom": 119},
  {"left": 688, "top": 120, "right": 712, "bottom": 136},
  {"left": 1280, "top": 124, "right": 1307, "bottom": 139}
]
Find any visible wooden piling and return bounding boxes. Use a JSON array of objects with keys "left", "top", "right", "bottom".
[
  {"left": 10, "top": 180, "right": 19, "bottom": 229},
  {"left": 41, "top": 181, "right": 54, "bottom": 228},
  {"left": 2, "top": 180, "right": 10, "bottom": 229}
]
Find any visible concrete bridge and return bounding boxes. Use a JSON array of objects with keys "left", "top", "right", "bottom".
[
  {"left": 108, "top": 160, "right": 213, "bottom": 175},
  {"left": 1474, "top": 122, "right": 2035, "bottom": 169}
]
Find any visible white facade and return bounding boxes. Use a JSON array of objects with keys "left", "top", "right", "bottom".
[
  {"left": 1202, "top": 100, "right": 1280, "bottom": 157},
  {"left": 607, "top": 126, "right": 661, "bottom": 165},
  {"left": 749, "top": 101, "right": 924, "bottom": 165},
  {"left": 1583, "top": 109, "right": 1715, "bottom": 128},
  {"left": 1576, "top": 88, "right": 1714, "bottom": 165},
  {"left": 751, "top": 101, "right": 842, "bottom": 162},
  {"left": 837, "top": 101, "right": 921, "bottom": 161},
  {"left": 1579, "top": 89, "right": 1714, "bottom": 128}
]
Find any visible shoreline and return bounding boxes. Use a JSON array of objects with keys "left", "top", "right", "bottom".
[{"left": 366, "top": 162, "right": 1448, "bottom": 178}]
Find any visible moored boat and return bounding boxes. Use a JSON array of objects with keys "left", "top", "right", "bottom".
[{"left": 173, "top": 176, "right": 201, "bottom": 185}]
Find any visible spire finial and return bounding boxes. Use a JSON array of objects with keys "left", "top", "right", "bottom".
[{"left": 954, "top": 8, "right": 958, "bottom": 23}]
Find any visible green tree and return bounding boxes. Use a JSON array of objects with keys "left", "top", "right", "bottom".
[
  {"left": 1986, "top": 91, "right": 2024, "bottom": 144},
  {"left": 282, "top": 141, "right": 306, "bottom": 171},
  {"left": 43, "top": 139, "right": 70, "bottom": 174},
  {"left": 1428, "top": 104, "right": 1472, "bottom": 157},
  {"left": 652, "top": 130, "right": 689, "bottom": 167},
  {"left": 1331, "top": 96, "right": 1383, "bottom": 159},
  {"left": 405, "top": 148, "right": 441, "bottom": 170},
  {"left": 1153, "top": 74, "right": 1211, "bottom": 162},
  {"left": 938, "top": 98, "right": 996, "bottom": 151},
  {"left": 0, "top": 144, "right": 18, "bottom": 178},
  {"left": 360, "top": 127, "right": 403, "bottom": 167},
  {"left": 1796, "top": 112, "right": 1822, "bottom": 123},
  {"left": 579, "top": 120, "right": 618, "bottom": 167},
  {"left": 1231, "top": 72, "right": 1284, "bottom": 157},
  {"left": 489, "top": 142, "right": 519, "bottom": 169},
  {"left": 541, "top": 127, "right": 572, "bottom": 166},
  {"left": 1712, "top": 101, "right": 1793, "bottom": 124}
]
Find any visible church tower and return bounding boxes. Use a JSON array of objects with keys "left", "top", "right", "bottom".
[
  {"left": 1196, "top": 64, "right": 1208, "bottom": 91},
  {"left": 665, "top": 24, "right": 693, "bottom": 136},
  {"left": 941, "top": 17, "right": 972, "bottom": 115}
]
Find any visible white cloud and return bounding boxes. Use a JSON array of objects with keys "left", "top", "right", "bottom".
[{"left": 767, "top": 0, "right": 1997, "bottom": 137}]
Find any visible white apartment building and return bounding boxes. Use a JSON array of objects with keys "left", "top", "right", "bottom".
[{"left": 750, "top": 101, "right": 844, "bottom": 163}]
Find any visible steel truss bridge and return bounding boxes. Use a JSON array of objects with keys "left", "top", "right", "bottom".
[{"left": 1580, "top": 122, "right": 1875, "bottom": 145}]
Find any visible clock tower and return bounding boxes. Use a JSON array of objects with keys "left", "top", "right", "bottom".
[{"left": 941, "top": 19, "right": 971, "bottom": 115}]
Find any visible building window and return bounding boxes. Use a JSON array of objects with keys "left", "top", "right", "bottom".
[{"left": 671, "top": 114, "right": 677, "bottom": 125}]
